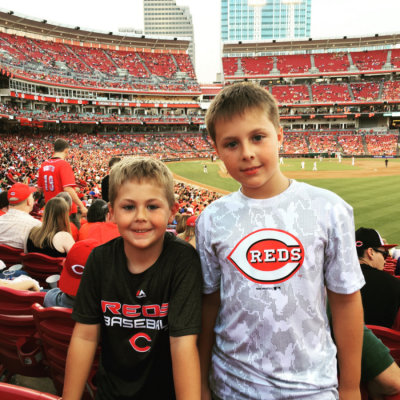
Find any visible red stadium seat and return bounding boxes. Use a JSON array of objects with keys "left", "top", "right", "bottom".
[
  {"left": 0, "top": 287, "right": 46, "bottom": 380},
  {"left": 21, "top": 253, "right": 64, "bottom": 288},
  {"left": 32, "top": 303, "right": 97, "bottom": 399},
  {"left": 0, "top": 382, "right": 59, "bottom": 400},
  {"left": 384, "top": 394, "right": 400, "bottom": 400},
  {"left": 392, "top": 309, "right": 400, "bottom": 331},
  {"left": 366, "top": 325, "right": 400, "bottom": 364},
  {"left": 0, "top": 244, "right": 23, "bottom": 268}
]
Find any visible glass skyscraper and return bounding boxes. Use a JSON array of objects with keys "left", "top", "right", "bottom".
[{"left": 221, "top": 0, "right": 311, "bottom": 42}]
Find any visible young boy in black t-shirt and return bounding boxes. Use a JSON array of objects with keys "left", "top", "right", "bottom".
[{"left": 63, "top": 156, "right": 202, "bottom": 400}]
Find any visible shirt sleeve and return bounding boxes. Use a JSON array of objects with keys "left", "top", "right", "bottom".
[
  {"left": 72, "top": 249, "right": 102, "bottom": 324},
  {"left": 324, "top": 199, "right": 365, "bottom": 294},
  {"left": 168, "top": 243, "right": 203, "bottom": 337},
  {"left": 196, "top": 210, "right": 221, "bottom": 295}
]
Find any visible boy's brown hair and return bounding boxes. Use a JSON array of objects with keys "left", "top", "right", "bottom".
[
  {"left": 109, "top": 156, "right": 175, "bottom": 207},
  {"left": 205, "top": 82, "right": 280, "bottom": 143}
]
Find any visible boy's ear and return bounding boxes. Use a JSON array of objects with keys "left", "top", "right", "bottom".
[
  {"left": 168, "top": 202, "right": 180, "bottom": 224},
  {"left": 108, "top": 203, "right": 116, "bottom": 223},
  {"left": 277, "top": 126, "right": 284, "bottom": 146},
  {"left": 212, "top": 142, "right": 220, "bottom": 157}
]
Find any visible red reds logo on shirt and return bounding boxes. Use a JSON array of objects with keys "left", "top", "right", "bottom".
[{"left": 228, "top": 229, "right": 304, "bottom": 284}]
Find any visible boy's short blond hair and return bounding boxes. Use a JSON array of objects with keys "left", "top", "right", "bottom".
[
  {"left": 109, "top": 156, "right": 175, "bottom": 207},
  {"left": 205, "top": 82, "right": 280, "bottom": 143}
]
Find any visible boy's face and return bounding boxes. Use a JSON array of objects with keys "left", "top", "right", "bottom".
[
  {"left": 214, "top": 107, "right": 286, "bottom": 199},
  {"left": 109, "top": 178, "right": 177, "bottom": 256}
]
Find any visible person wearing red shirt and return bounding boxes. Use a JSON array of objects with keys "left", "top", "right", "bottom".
[{"left": 38, "top": 138, "right": 87, "bottom": 227}]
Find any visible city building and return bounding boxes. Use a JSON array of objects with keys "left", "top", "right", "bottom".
[
  {"left": 221, "top": 0, "right": 311, "bottom": 42},
  {"left": 143, "top": 0, "right": 195, "bottom": 65}
]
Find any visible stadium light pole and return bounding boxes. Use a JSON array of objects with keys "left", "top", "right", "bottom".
[
  {"left": 281, "top": 0, "right": 302, "bottom": 39},
  {"left": 248, "top": 0, "right": 267, "bottom": 41}
]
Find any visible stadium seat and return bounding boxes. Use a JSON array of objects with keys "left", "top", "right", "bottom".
[
  {"left": 384, "top": 394, "right": 400, "bottom": 400},
  {"left": 21, "top": 253, "right": 64, "bottom": 288},
  {"left": 0, "top": 244, "right": 23, "bottom": 268},
  {"left": 0, "top": 287, "right": 46, "bottom": 380},
  {"left": 32, "top": 303, "right": 97, "bottom": 399},
  {"left": 0, "top": 382, "right": 59, "bottom": 400},
  {"left": 392, "top": 309, "right": 400, "bottom": 331}
]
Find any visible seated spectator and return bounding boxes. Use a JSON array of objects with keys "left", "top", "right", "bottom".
[
  {"left": 175, "top": 213, "right": 190, "bottom": 234},
  {"left": 30, "top": 190, "right": 45, "bottom": 218},
  {"left": 362, "top": 325, "right": 400, "bottom": 397},
  {"left": 356, "top": 227, "right": 400, "bottom": 328},
  {"left": 0, "top": 190, "right": 8, "bottom": 215},
  {"left": 44, "top": 239, "right": 99, "bottom": 308},
  {"left": 78, "top": 199, "right": 108, "bottom": 240},
  {"left": 56, "top": 191, "right": 79, "bottom": 241},
  {"left": 78, "top": 199, "right": 120, "bottom": 244},
  {"left": 101, "top": 156, "right": 121, "bottom": 202},
  {"left": 177, "top": 215, "right": 197, "bottom": 248},
  {"left": 0, "top": 183, "right": 41, "bottom": 249},
  {"left": 25, "top": 197, "right": 75, "bottom": 257},
  {"left": 0, "top": 274, "right": 41, "bottom": 291}
]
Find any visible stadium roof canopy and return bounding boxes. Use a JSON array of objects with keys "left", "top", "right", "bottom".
[
  {"left": 0, "top": 10, "right": 190, "bottom": 50},
  {"left": 223, "top": 33, "right": 400, "bottom": 55}
]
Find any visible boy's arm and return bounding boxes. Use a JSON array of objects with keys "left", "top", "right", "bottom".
[
  {"left": 328, "top": 289, "right": 363, "bottom": 400},
  {"left": 198, "top": 290, "right": 220, "bottom": 400},
  {"left": 170, "top": 334, "right": 200, "bottom": 400},
  {"left": 62, "top": 322, "right": 100, "bottom": 400}
]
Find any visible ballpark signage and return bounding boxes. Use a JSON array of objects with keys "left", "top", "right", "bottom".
[{"left": 228, "top": 229, "right": 304, "bottom": 284}]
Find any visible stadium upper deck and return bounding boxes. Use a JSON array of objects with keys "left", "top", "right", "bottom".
[
  {"left": 0, "top": 12, "right": 400, "bottom": 137},
  {"left": 222, "top": 34, "right": 400, "bottom": 80},
  {"left": 0, "top": 11, "right": 200, "bottom": 96}
]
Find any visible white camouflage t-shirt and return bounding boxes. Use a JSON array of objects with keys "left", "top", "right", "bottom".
[{"left": 196, "top": 180, "right": 365, "bottom": 400}]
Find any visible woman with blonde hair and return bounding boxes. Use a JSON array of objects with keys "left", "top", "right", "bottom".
[
  {"left": 25, "top": 197, "right": 75, "bottom": 257},
  {"left": 176, "top": 213, "right": 190, "bottom": 234},
  {"left": 177, "top": 215, "right": 197, "bottom": 248}
]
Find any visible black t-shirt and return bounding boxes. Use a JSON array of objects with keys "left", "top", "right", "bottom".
[
  {"left": 72, "top": 233, "right": 202, "bottom": 399},
  {"left": 360, "top": 263, "right": 400, "bottom": 328}
]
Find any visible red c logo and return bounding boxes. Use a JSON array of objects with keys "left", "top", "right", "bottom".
[
  {"left": 228, "top": 229, "right": 304, "bottom": 284},
  {"left": 129, "top": 333, "right": 151, "bottom": 352}
]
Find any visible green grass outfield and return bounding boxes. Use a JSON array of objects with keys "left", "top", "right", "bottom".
[{"left": 168, "top": 158, "right": 400, "bottom": 244}]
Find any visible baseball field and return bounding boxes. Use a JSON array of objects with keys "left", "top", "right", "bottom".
[{"left": 168, "top": 157, "right": 400, "bottom": 244}]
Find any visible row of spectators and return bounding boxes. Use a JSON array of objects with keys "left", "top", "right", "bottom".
[
  {"left": 0, "top": 32, "right": 200, "bottom": 93},
  {"left": 268, "top": 81, "right": 400, "bottom": 104},
  {"left": 223, "top": 49, "right": 396, "bottom": 76},
  {"left": 281, "top": 130, "right": 398, "bottom": 155},
  {"left": 1, "top": 130, "right": 397, "bottom": 195}
]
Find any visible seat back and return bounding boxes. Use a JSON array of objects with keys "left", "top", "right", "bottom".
[
  {"left": 32, "top": 303, "right": 97, "bottom": 398},
  {"left": 392, "top": 308, "right": 400, "bottom": 331},
  {"left": 21, "top": 253, "right": 64, "bottom": 288},
  {"left": 0, "top": 287, "right": 46, "bottom": 379},
  {"left": 0, "top": 382, "right": 59, "bottom": 400},
  {"left": 0, "top": 286, "right": 45, "bottom": 315},
  {"left": 366, "top": 324, "right": 400, "bottom": 364},
  {"left": 0, "top": 244, "right": 23, "bottom": 268}
]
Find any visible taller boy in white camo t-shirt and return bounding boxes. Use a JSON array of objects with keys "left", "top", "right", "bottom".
[{"left": 196, "top": 82, "right": 365, "bottom": 400}]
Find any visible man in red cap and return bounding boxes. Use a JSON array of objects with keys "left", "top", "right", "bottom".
[
  {"left": 43, "top": 239, "right": 99, "bottom": 308},
  {"left": 356, "top": 227, "right": 400, "bottom": 328},
  {"left": 0, "top": 182, "right": 41, "bottom": 249}
]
